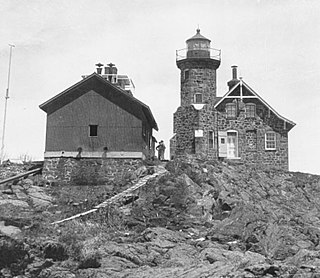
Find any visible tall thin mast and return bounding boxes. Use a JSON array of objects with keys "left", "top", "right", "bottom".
[{"left": 0, "top": 44, "right": 15, "bottom": 163}]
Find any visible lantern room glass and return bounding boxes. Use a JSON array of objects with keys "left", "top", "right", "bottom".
[{"left": 186, "top": 40, "right": 210, "bottom": 58}]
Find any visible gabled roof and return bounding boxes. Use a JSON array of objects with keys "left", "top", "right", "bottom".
[
  {"left": 214, "top": 79, "right": 296, "bottom": 130},
  {"left": 39, "top": 73, "right": 158, "bottom": 131}
]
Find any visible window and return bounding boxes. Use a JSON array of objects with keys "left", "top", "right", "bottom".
[
  {"left": 226, "top": 103, "right": 237, "bottom": 118},
  {"left": 89, "top": 125, "right": 98, "bottom": 137},
  {"left": 142, "top": 123, "right": 146, "bottom": 137},
  {"left": 194, "top": 93, "right": 203, "bottom": 104},
  {"left": 209, "top": 131, "right": 214, "bottom": 149},
  {"left": 184, "top": 69, "right": 189, "bottom": 80},
  {"left": 265, "top": 132, "right": 276, "bottom": 150},
  {"left": 246, "top": 103, "right": 256, "bottom": 118}
]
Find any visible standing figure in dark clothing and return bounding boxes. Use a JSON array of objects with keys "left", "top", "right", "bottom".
[{"left": 156, "top": 140, "right": 166, "bottom": 160}]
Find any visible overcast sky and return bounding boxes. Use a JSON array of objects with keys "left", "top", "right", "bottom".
[{"left": 0, "top": 0, "right": 319, "bottom": 174}]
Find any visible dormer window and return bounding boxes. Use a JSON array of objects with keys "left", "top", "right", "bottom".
[
  {"left": 194, "top": 93, "right": 203, "bottom": 104},
  {"left": 245, "top": 103, "right": 256, "bottom": 118},
  {"left": 226, "top": 103, "right": 237, "bottom": 118}
]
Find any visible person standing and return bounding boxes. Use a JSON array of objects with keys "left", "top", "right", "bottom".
[{"left": 156, "top": 140, "right": 166, "bottom": 160}]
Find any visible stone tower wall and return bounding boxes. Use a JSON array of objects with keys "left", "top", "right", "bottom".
[
  {"left": 193, "top": 105, "right": 218, "bottom": 160},
  {"left": 177, "top": 59, "right": 218, "bottom": 106},
  {"left": 173, "top": 106, "right": 198, "bottom": 155}
]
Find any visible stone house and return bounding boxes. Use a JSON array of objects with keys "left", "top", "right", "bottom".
[
  {"left": 170, "top": 29, "right": 295, "bottom": 170},
  {"left": 40, "top": 63, "right": 158, "bottom": 184}
]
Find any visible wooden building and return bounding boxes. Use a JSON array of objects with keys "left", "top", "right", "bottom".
[{"left": 40, "top": 64, "right": 158, "bottom": 160}]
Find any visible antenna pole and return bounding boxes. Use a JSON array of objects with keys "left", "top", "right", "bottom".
[{"left": 0, "top": 44, "right": 15, "bottom": 164}]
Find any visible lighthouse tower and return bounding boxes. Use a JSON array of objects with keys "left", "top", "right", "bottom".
[
  {"left": 171, "top": 29, "right": 221, "bottom": 158},
  {"left": 176, "top": 28, "right": 221, "bottom": 106}
]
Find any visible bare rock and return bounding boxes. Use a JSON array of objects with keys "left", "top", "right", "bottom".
[
  {"left": 0, "top": 235, "right": 29, "bottom": 272},
  {"left": 27, "top": 186, "right": 53, "bottom": 208},
  {"left": 0, "top": 199, "right": 29, "bottom": 208},
  {"left": 39, "top": 266, "right": 76, "bottom": 278},
  {"left": 0, "top": 220, "right": 22, "bottom": 236},
  {"left": 43, "top": 241, "right": 68, "bottom": 261},
  {"left": 26, "top": 259, "right": 54, "bottom": 277}
]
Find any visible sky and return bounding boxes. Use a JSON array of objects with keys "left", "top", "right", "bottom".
[{"left": 0, "top": 0, "right": 319, "bottom": 174}]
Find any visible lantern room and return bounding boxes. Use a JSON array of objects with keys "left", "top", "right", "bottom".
[
  {"left": 186, "top": 28, "right": 211, "bottom": 58},
  {"left": 176, "top": 29, "right": 221, "bottom": 62}
]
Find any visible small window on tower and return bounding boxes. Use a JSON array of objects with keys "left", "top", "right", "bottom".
[
  {"left": 194, "top": 93, "right": 203, "bottom": 104},
  {"left": 209, "top": 131, "right": 214, "bottom": 149},
  {"left": 184, "top": 69, "right": 189, "bottom": 80},
  {"left": 89, "top": 125, "right": 98, "bottom": 137}
]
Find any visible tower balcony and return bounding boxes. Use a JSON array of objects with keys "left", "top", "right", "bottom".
[{"left": 176, "top": 47, "right": 221, "bottom": 61}]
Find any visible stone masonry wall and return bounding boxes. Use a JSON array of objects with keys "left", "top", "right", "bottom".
[
  {"left": 43, "top": 157, "right": 143, "bottom": 186},
  {"left": 217, "top": 107, "right": 289, "bottom": 170},
  {"left": 173, "top": 106, "right": 198, "bottom": 156},
  {"left": 172, "top": 104, "right": 219, "bottom": 160},
  {"left": 195, "top": 104, "right": 218, "bottom": 160},
  {"left": 172, "top": 102, "right": 289, "bottom": 170},
  {"left": 178, "top": 60, "right": 217, "bottom": 106}
]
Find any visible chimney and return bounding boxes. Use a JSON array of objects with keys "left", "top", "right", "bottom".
[
  {"left": 95, "top": 63, "right": 104, "bottom": 74},
  {"left": 104, "top": 66, "right": 111, "bottom": 74},
  {"left": 227, "top": 65, "right": 239, "bottom": 89},
  {"left": 232, "top": 65, "right": 237, "bottom": 80},
  {"left": 105, "top": 63, "right": 117, "bottom": 74},
  {"left": 104, "top": 63, "right": 118, "bottom": 83}
]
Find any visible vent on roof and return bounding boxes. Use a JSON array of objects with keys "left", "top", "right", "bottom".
[
  {"left": 82, "top": 62, "right": 136, "bottom": 94},
  {"left": 95, "top": 63, "right": 104, "bottom": 74}
]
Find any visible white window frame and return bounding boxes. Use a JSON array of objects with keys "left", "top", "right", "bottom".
[
  {"left": 226, "top": 103, "right": 237, "bottom": 118},
  {"left": 245, "top": 103, "right": 256, "bottom": 118},
  {"left": 265, "top": 132, "right": 276, "bottom": 150}
]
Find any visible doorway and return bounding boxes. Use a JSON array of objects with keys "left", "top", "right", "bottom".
[{"left": 227, "top": 131, "right": 238, "bottom": 158}]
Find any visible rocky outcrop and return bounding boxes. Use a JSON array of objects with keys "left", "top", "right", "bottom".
[
  {"left": 0, "top": 235, "right": 30, "bottom": 276},
  {"left": 2, "top": 157, "right": 320, "bottom": 277},
  {"left": 0, "top": 176, "right": 53, "bottom": 237}
]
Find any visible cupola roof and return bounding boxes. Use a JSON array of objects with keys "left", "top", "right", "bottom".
[{"left": 186, "top": 28, "right": 211, "bottom": 43}]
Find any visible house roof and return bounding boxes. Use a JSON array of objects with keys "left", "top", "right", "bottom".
[
  {"left": 39, "top": 73, "right": 158, "bottom": 131},
  {"left": 214, "top": 79, "right": 296, "bottom": 130}
]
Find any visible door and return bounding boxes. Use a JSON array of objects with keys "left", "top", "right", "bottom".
[
  {"left": 218, "top": 131, "right": 227, "bottom": 157},
  {"left": 227, "top": 131, "right": 238, "bottom": 158}
]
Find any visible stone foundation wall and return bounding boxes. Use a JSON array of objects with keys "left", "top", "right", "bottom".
[{"left": 43, "top": 157, "right": 143, "bottom": 185}]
